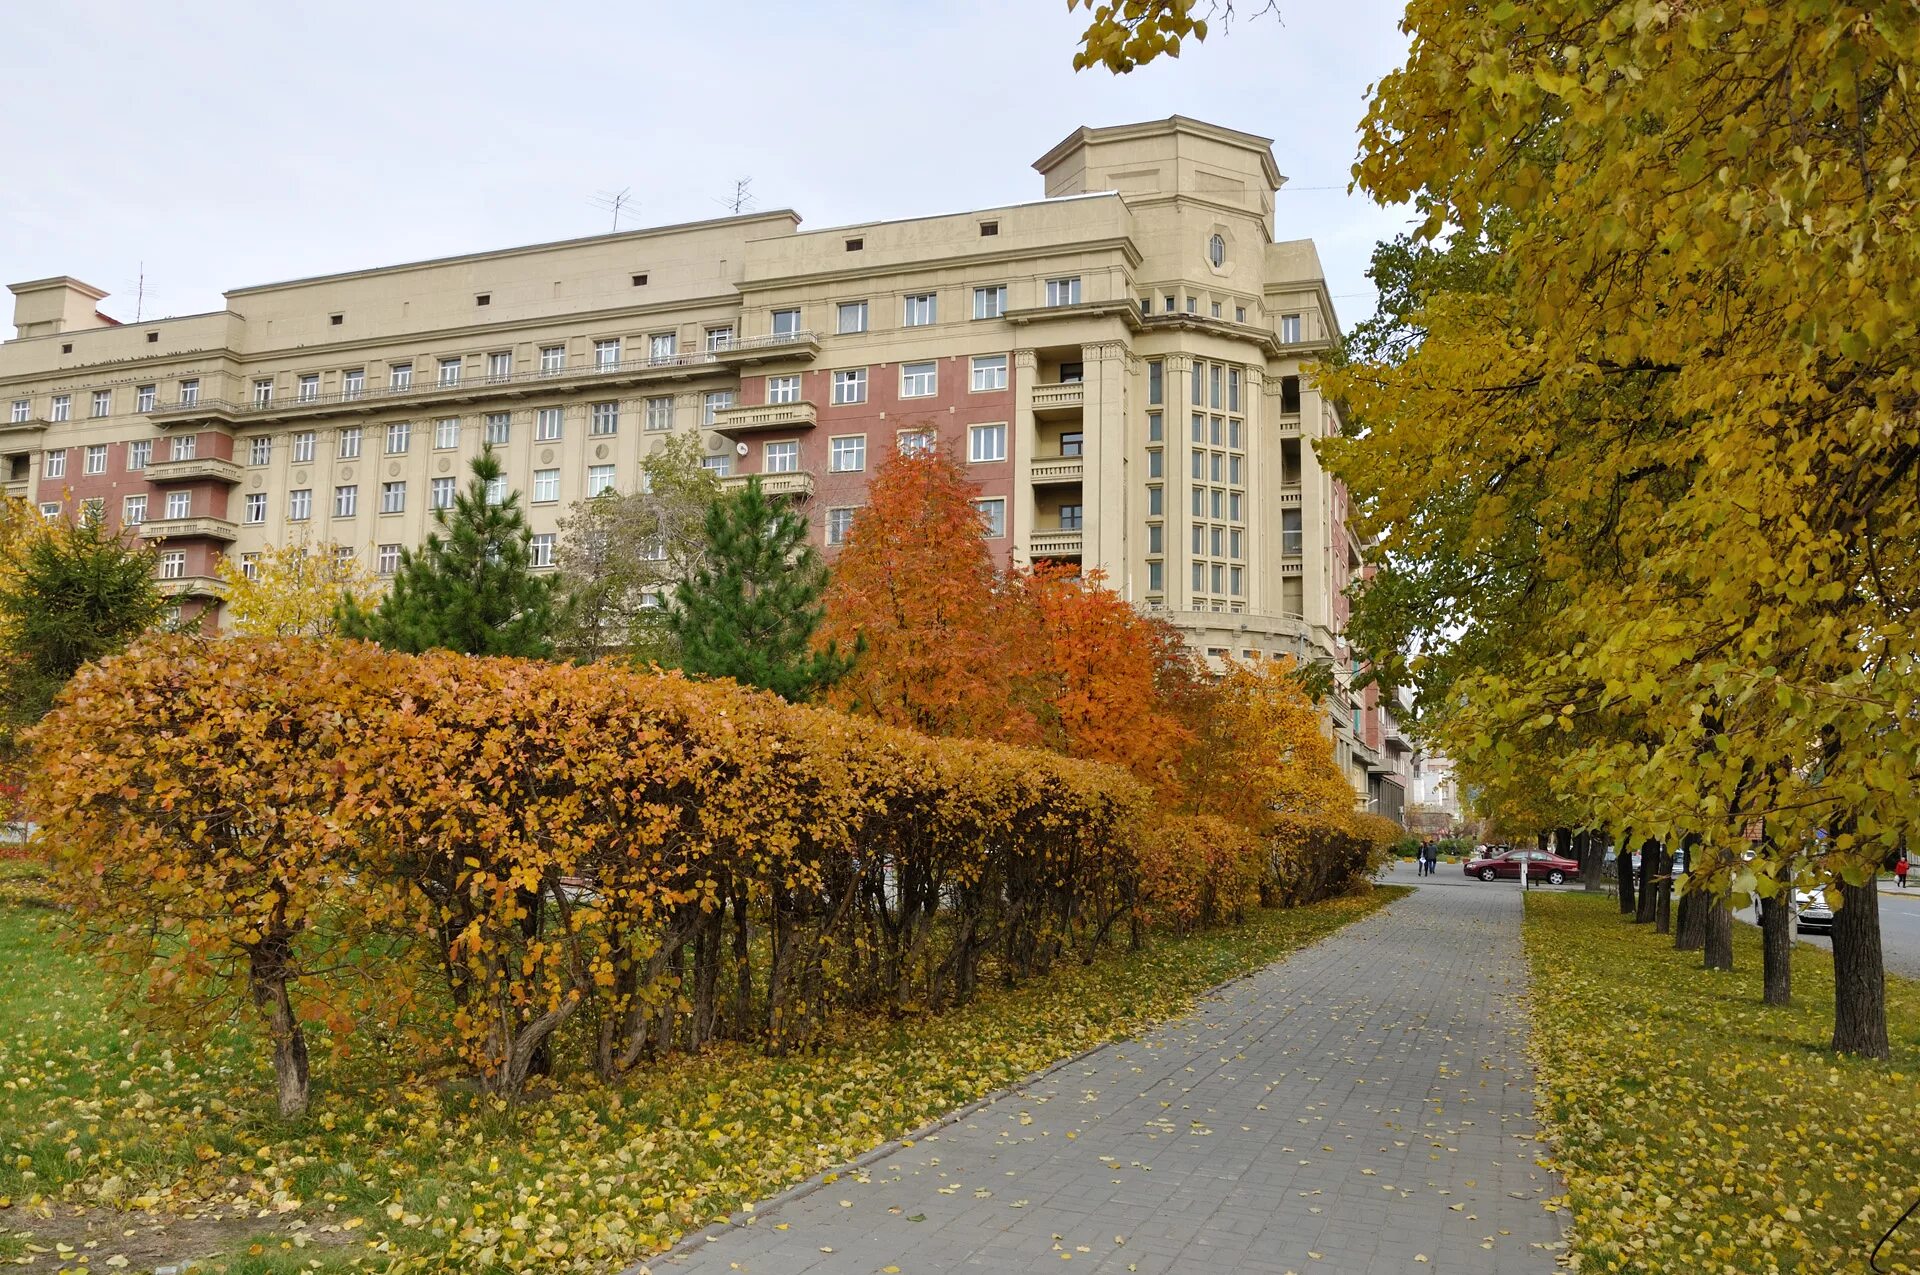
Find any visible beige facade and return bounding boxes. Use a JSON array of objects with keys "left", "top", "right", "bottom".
[{"left": 0, "top": 115, "right": 1391, "bottom": 796}]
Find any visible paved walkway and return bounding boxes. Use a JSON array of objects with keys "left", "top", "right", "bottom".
[{"left": 646, "top": 869, "right": 1566, "bottom": 1274}]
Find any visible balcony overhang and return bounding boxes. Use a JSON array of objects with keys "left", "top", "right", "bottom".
[
  {"left": 142, "top": 516, "right": 238, "bottom": 543},
  {"left": 1029, "top": 455, "right": 1084, "bottom": 486},
  {"left": 146, "top": 456, "right": 243, "bottom": 485},
  {"left": 720, "top": 470, "right": 815, "bottom": 500},
  {"left": 1030, "top": 382, "right": 1084, "bottom": 418},
  {"left": 156, "top": 574, "right": 229, "bottom": 601},
  {"left": 1028, "top": 528, "right": 1084, "bottom": 559},
  {"left": 1002, "top": 299, "right": 1145, "bottom": 332},
  {"left": 711, "top": 401, "right": 818, "bottom": 436}
]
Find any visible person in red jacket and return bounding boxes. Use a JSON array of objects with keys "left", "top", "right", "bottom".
[{"left": 1897, "top": 852, "right": 1910, "bottom": 890}]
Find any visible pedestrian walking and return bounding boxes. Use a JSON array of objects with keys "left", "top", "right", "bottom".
[{"left": 1897, "top": 852, "right": 1909, "bottom": 889}]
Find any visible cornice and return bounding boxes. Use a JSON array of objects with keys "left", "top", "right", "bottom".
[{"left": 739, "top": 236, "right": 1144, "bottom": 292}]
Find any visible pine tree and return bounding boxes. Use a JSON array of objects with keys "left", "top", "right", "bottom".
[
  {"left": 668, "top": 478, "right": 849, "bottom": 700},
  {"left": 338, "top": 447, "right": 558, "bottom": 657}
]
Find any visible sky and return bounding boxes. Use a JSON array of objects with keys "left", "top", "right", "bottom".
[{"left": 0, "top": 0, "right": 1414, "bottom": 334}]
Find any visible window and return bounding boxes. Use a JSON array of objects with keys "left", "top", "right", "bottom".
[
  {"left": 631, "top": 273, "right": 648, "bottom": 288},
  {"left": 979, "top": 220, "right": 999, "bottom": 237},
  {"left": 969, "top": 422, "right": 1006, "bottom": 463},
  {"left": 377, "top": 544, "right": 402, "bottom": 575},
  {"left": 1186, "top": 296, "right": 1198, "bottom": 313},
  {"left": 974, "top": 497, "right": 1006, "bottom": 538},
  {"left": 595, "top": 339, "right": 622, "bottom": 368},
  {"left": 973, "top": 286, "right": 1007, "bottom": 320},
  {"left": 535, "top": 407, "right": 562, "bottom": 442},
  {"left": 826, "top": 507, "right": 856, "bottom": 545},
  {"left": 334, "top": 485, "right": 358, "bottom": 517},
  {"left": 1058, "top": 503, "right": 1083, "bottom": 531},
  {"left": 771, "top": 308, "right": 802, "bottom": 337},
  {"left": 297, "top": 374, "right": 319, "bottom": 402},
  {"left": 292, "top": 431, "right": 315, "bottom": 463},
  {"left": 469, "top": 412, "right": 500, "bottom": 446},
  {"left": 1228, "top": 368, "right": 1242, "bottom": 413},
  {"left": 706, "top": 326, "right": 734, "bottom": 352},
  {"left": 91, "top": 389, "right": 111, "bottom": 417},
  {"left": 1281, "top": 374, "right": 1302, "bottom": 414},
  {"left": 1059, "top": 361, "right": 1083, "bottom": 383},
  {"left": 1147, "top": 524, "right": 1163, "bottom": 554},
  {"left": 1164, "top": 295, "right": 1176, "bottom": 313},
  {"left": 1235, "top": 306, "right": 1247, "bottom": 323},
  {"left": 123, "top": 494, "right": 147, "bottom": 526},
  {"left": 485, "top": 475, "right": 508, "bottom": 506},
  {"left": 1211, "top": 302, "right": 1222, "bottom": 318},
  {"left": 591, "top": 401, "right": 620, "bottom": 435},
  {"left": 529, "top": 533, "right": 556, "bottom": 568},
  {"left": 540, "top": 345, "right": 565, "bottom": 373},
  {"left": 83, "top": 444, "right": 106, "bottom": 475},
  {"left": 1211, "top": 363, "right": 1223, "bottom": 409},
  {"left": 1147, "top": 412, "right": 1162, "bottom": 442},
  {"left": 385, "top": 421, "right": 411, "bottom": 454},
  {"left": 900, "top": 362, "right": 937, "bottom": 398},
  {"left": 438, "top": 357, "right": 462, "bottom": 386},
  {"left": 764, "top": 440, "right": 799, "bottom": 473},
  {"left": 649, "top": 333, "right": 677, "bottom": 362},
  {"left": 431, "top": 477, "right": 456, "bottom": 510},
  {"left": 1191, "top": 487, "right": 1205, "bottom": 517},
  {"left": 238, "top": 436, "right": 266, "bottom": 467},
  {"left": 474, "top": 293, "right": 490, "bottom": 307},
  {"left": 1146, "top": 449, "right": 1163, "bottom": 478},
  {"left": 381, "top": 481, "right": 406, "bottom": 514},
  {"left": 1280, "top": 313, "right": 1302, "bottom": 343},
  {"left": 1282, "top": 509, "right": 1303, "bottom": 556},
  {"left": 702, "top": 391, "right": 733, "bottom": 425},
  {"left": 169, "top": 433, "right": 196, "bottom": 461},
  {"left": 342, "top": 369, "right": 365, "bottom": 399},
  {"left": 903, "top": 293, "right": 937, "bottom": 326},
  {"left": 39, "top": 502, "right": 60, "bottom": 520},
  {"left": 240, "top": 553, "right": 261, "bottom": 581},
  {"left": 435, "top": 417, "right": 460, "bottom": 449},
  {"left": 836, "top": 301, "right": 868, "bottom": 334},
  {"left": 970, "top": 354, "right": 1007, "bottom": 392},
  {"left": 1147, "top": 561, "right": 1163, "bottom": 593},
  {"left": 487, "top": 351, "right": 512, "bottom": 382},
  {"left": 1148, "top": 360, "right": 1163, "bottom": 405},
  {"left": 1229, "top": 490, "right": 1242, "bottom": 520},
  {"left": 829, "top": 435, "right": 866, "bottom": 472},
  {"left": 526, "top": 468, "right": 559, "bottom": 503},
  {"left": 43, "top": 450, "right": 67, "bottom": 479},
  {"left": 767, "top": 375, "right": 801, "bottom": 405},
  {"left": 700, "top": 455, "right": 731, "bottom": 476},
  {"left": 1059, "top": 430, "right": 1084, "bottom": 458},
  {"left": 1230, "top": 528, "right": 1243, "bottom": 559},
  {"left": 244, "top": 492, "right": 266, "bottom": 524},
  {"left": 333, "top": 546, "right": 357, "bottom": 570},
  {"left": 179, "top": 379, "right": 199, "bottom": 405},
  {"left": 337, "top": 427, "right": 361, "bottom": 459},
  {"left": 158, "top": 550, "right": 187, "bottom": 581},
  {"left": 845, "top": 237, "right": 864, "bottom": 252},
  {"left": 51, "top": 395, "right": 70, "bottom": 422},
  {"left": 252, "top": 379, "right": 273, "bottom": 406},
  {"left": 9, "top": 400, "right": 26, "bottom": 423},
  {"left": 1045, "top": 277, "right": 1081, "bottom": 307},
  {"left": 288, "top": 489, "right": 312, "bottom": 521},
  {"left": 1209, "top": 234, "right": 1226, "bottom": 267},
  {"left": 129, "top": 439, "right": 151, "bottom": 470},
  {"left": 1193, "top": 562, "right": 1206, "bottom": 591},
  {"left": 832, "top": 368, "right": 867, "bottom": 405},
  {"left": 586, "top": 464, "right": 616, "bottom": 497},
  {"left": 898, "top": 429, "right": 935, "bottom": 457},
  {"left": 390, "top": 363, "right": 413, "bottom": 389},
  {"left": 1230, "top": 455, "right": 1243, "bottom": 485},
  {"left": 645, "top": 396, "right": 673, "bottom": 431}
]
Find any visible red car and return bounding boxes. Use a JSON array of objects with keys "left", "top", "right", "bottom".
[{"left": 1464, "top": 848, "right": 1579, "bottom": 885}]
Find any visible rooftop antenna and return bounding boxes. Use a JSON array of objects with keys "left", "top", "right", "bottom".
[
  {"left": 589, "top": 188, "right": 636, "bottom": 232},
  {"left": 717, "top": 178, "right": 755, "bottom": 216},
  {"left": 121, "top": 262, "right": 161, "bottom": 322}
]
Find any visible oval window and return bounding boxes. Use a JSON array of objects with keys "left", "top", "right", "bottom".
[{"left": 1208, "top": 234, "right": 1226, "bottom": 267}]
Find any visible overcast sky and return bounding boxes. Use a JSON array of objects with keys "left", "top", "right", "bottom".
[{"left": 0, "top": 1, "right": 1413, "bottom": 334}]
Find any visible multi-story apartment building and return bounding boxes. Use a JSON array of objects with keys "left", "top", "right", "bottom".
[{"left": 0, "top": 115, "right": 1390, "bottom": 796}]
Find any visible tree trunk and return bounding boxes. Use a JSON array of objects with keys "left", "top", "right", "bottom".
[
  {"left": 1654, "top": 851, "right": 1673, "bottom": 934},
  {"left": 1830, "top": 874, "right": 1889, "bottom": 1058},
  {"left": 1759, "top": 893, "right": 1792, "bottom": 1005},
  {"left": 730, "top": 886, "right": 753, "bottom": 1036},
  {"left": 249, "top": 942, "right": 310, "bottom": 1120},
  {"left": 1635, "top": 840, "right": 1660, "bottom": 924},
  {"left": 1554, "top": 826, "right": 1572, "bottom": 859},
  {"left": 1702, "top": 893, "right": 1733, "bottom": 970},
  {"left": 1580, "top": 831, "right": 1606, "bottom": 892},
  {"left": 1537, "top": 830, "right": 1550, "bottom": 854},
  {"left": 1617, "top": 842, "right": 1636, "bottom": 915},
  {"left": 1675, "top": 888, "right": 1705, "bottom": 951}
]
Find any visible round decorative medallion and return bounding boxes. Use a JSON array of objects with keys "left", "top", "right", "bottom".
[
  {"left": 594, "top": 444, "right": 609, "bottom": 460},
  {"left": 648, "top": 439, "right": 664, "bottom": 455},
  {"left": 540, "top": 448, "right": 555, "bottom": 465},
  {"left": 708, "top": 436, "right": 724, "bottom": 453},
  {"left": 295, "top": 469, "right": 309, "bottom": 485},
  {"left": 437, "top": 457, "right": 452, "bottom": 473},
  {"left": 340, "top": 466, "right": 354, "bottom": 482},
  {"left": 250, "top": 475, "right": 263, "bottom": 490},
  {"left": 387, "top": 461, "right": 400, "bottom": 477}
]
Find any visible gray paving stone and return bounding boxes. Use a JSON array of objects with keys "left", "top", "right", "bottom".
[{"left": 639, "top": 866, "right": 1568, "bottom": 1274}]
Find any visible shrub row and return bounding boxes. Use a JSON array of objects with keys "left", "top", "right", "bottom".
[{"left": 30, "top": 636, "right": 1381, "bottom": 1112}]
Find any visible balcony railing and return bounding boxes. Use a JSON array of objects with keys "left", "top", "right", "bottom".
[
  {"left": 2, "top": 479, "right": 29, "bottom": 500},
  {"left": 719, "top": 470, "right": 816, "bottom": 500},
  {"left": 1030, "top": 382, "right": 1085, "bottom": 415},
  {"left": 1280, "top": 558, "right": 1303, "bottom": 577},
  {"left": 148, "top": 331, "right": 821, "bottom": 425},
  {"left": 145, "top": 456, "right": 243, "bottom": 485},
  {"left": 1029, "top": 527, "right": 1084, "bottom": 557},
  {"left": 1029, "top": 455, "right": 1084, "bottom": 485},
  {"left": 0, "top": 415, "right": 50, "bottom": 436},
  {"left": 141, "top": 515, "right": 239, "bottom": 543},
  {"left": 1277, "top": 483, "right": 1302, "bottom": 508},
  {"left": 156, "top": 574, "right": 229, "bottom": 601},
  {"left": 711, "top": 401, "right": 818, "bottom": 435}
]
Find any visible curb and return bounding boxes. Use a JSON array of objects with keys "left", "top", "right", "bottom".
[{"left": 623, "top": 889, "right": 1408, "bottom": 1273}]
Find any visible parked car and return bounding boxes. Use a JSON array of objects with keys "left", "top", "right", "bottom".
[
  {"left": 1464, "top": 848, "right": 1580, "bottom": 885},
  {"left": 1794, "top": 887, "right": 1834, "bottom": 935}
]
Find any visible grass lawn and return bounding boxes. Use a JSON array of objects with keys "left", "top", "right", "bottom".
[
  {"left": 1523, "top": 890, "right": 1920, "bottom": 1274},
  {"left": 0, "top": 871, "right": 1401, "bottom": 1274}
]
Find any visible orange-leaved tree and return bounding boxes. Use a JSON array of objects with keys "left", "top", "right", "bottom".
[{"left": 820, "top": 448, "right": 1045, "bottom": 744}]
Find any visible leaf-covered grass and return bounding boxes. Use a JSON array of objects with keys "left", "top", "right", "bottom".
[
  {"left": 1523, "top": 891, "right": 1920, "bottom": 1274},
  {"left": 0, "top": 884, "right": 1401, "bottom": 1273}
]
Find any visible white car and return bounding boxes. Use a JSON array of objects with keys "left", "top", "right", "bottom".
[{"left": 1794, "top": 887, "right": 1834, "bottom": 935}]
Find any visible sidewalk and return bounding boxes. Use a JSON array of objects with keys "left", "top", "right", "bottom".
[{"left": 643, "top": 874, "right": 1566, "bottom": 1274}]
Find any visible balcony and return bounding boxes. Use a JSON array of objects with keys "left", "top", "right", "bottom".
[
  {"left": 720, "top": 470, "right": 815, "bottom": 500},
  {"left": 711, "top": 401, "right": 818, "bottom": 436},
  {"left": 1029, "top": 527, "right": 1084, "bottom": 558},
  {"left": 3, "top": 479, "right": 28, "bottom": 501},
  {"left": 146, "top": 333, "right": 821, "bottom": 426},
  {"left": 0, "top": 415, "right": 49, "bottom": 439},
  {"left": 1274, "top": 412, "right": 1302, "bottom": 437},
  {"left": 141, "top": 516, "right": 239, "bottom": 543},
  {"left": 1029, "top": 455, "right": 1084, "bottom": 486},
  {"left": 1277, "top": 483, "right": 1302, "bottom": 508},
  {"left": 146, "top": 456, "right": 243, "bottom": 486},
  {"left": 156, "top": 575, "right": 229, "bottom": 601},
  {"left": 1030, "top": 382, "right": 1084, "bottom": 417}
]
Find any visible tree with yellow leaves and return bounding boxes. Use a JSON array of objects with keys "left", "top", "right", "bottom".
[{"left": 216, "top": 539, "right": 376, "bottom": 638}]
